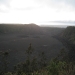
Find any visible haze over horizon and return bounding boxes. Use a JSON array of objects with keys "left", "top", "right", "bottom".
[{"left": 0, "top": 0, "right": 75, "bottom": 26}]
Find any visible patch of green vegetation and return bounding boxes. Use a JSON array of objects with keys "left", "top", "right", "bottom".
[
  {"left": 62, "top": 26, "right": 75, "bottom": 44},
  {"left": 0, "top": 44, "right": 74, "bottom": 75}
]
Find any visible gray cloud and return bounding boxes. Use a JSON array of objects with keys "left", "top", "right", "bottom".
[
  {"left": 15, "top": 7, "right": 39, "bottom": 10},
  {"left": 0, "top": 0, "right": 75, "bottom": 9},
  {"left": 47, "top": 21, "right": 75, "bottom": 24},
  {"left": 0, "top": 0, "right": 10, "bottom": 12},
  {"left": 55, "top": 0, "right": 75, "bottom": 8},
  {"left": 0, "top": 0, "right": 75, "bottom": 11},
  {"left": 36, "top": 0, "right": 75, "bottom": 8},
  {"left": 0, "top": 0, "right": 10, "bottom": 6}
]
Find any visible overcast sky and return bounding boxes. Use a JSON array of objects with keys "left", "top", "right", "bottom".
[{"left": 0, "top": 0, "right": 75, "bottom": 25}]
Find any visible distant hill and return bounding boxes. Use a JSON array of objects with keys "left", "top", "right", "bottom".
[
  {"left": 0, "top": 24, "right": 43, "bottom": 35},
  {"left": 0, "top": 24, "right": 65, "bottom": 36}
]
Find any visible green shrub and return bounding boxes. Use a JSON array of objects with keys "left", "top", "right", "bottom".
[{"left": 4, "top": 72, "right": 12, "bottom": 75}]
